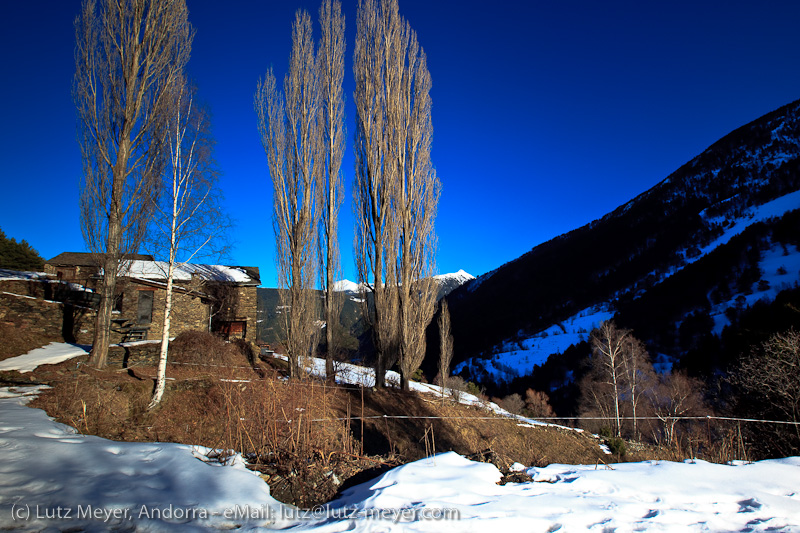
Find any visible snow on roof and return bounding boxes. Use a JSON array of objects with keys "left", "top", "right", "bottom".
[
  {"left": 118, "top": 261, "right": 258, "bottom": 284},
  {"left": 0, "top": 269, "right": 49, "bottom": 281}
]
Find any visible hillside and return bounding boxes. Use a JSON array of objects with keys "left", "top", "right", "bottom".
[{"left": 443, "top": 98, "right": 800, "bottom": 391}]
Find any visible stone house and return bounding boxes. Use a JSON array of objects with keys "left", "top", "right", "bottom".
[
  {"left": 44, "top": 252, "right": 154, "bottom": 286},
  {"left": 39, "top": 254, "right": 260, "bottom": 343},
  {"left": 114, "top": 260, "right": 260, "bottom": 342}
]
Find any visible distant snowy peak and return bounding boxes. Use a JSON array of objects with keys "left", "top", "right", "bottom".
[
  {"left": 332, "top": 279, "right": 362, "bottom": 294},
  {"left": 434, "top": 269, "right": 475, "bottom": 284},
  {"left": 333, "top": 270, "right": 474, "bottom": 297},
  {"left": 434, "top": 269, "right": 476, "bottom": 300}
]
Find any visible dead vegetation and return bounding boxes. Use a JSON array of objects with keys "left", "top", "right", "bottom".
[
  {"left": 1, "top": 326, "right": 762, "bottom": 508},
  {"left": 1, "top": 330, "right": 620, "bottom": 508}
]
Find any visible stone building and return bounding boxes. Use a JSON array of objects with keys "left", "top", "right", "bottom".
[
  {"left": 31, "top": 254, "right": 261, "bottom": 343},
  {"left": 44, "top": 252, "right": 154, "bottom": 285},
  {"left": 113, "top": 260, "right": 260, "bottom": 342}
]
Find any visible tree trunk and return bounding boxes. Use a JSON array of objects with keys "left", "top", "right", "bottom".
[
  {"left": 89, "top": 154, "right": 126, "bottom": 369},
  {"left": 149, "top": 260, "right": 175, "bottom": 408},
  {"left": 89, "top": 252, "right": 116, "bottom": 368},
  {"left": 325, "top": 258, "right": 335, "bottom": 382}
]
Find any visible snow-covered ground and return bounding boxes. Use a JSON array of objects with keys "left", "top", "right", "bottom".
[
  {"left": 0, "top": 340, "right": 162, "bottom": 374},
  {"left": 699, "top": 189, "right": 800, "bottom": 258},
  {"left": 709, "top": 242, "right": 800, "bottom": 334},
  {"left": 0, "top": 342, "right": 90, "bottom": 373},
  {"left": 1, "top": 383, "right": 799, "bottom": 531},
  {"left": 454, "top": 305, "right": 613, "bottom": 383}
]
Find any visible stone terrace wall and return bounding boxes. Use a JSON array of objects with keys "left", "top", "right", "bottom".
[{"left": 0, "top": 285, "right": 96, "bottom": 345}]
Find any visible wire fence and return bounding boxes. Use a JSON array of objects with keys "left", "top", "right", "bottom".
[{"left": 81, "top": 357, "right": 800, "bottom": 429}]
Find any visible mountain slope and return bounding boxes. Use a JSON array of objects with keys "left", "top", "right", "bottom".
[{"left": 444, "top": 98, "right": 800, "bottom": 386}]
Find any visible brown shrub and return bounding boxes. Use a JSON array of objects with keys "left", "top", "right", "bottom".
[
  {"left": 524, "top": 389, "right": 557, "bottom": 419},
  {"left": 499, "top": 393, "right": 525, "bottom": 415},
  {"left": 168, "top": 331, "right": 248, "bottom": 368}
]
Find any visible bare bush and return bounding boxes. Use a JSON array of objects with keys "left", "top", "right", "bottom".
[
  {"left": 168, "top": 331, "right": 247, "bottom": 368},
  {"left": 730, "top": 328, "right": 800, "bottom": 457},
  {"left": 448, "top": 375, "right": 468, "bottom": 402},
  {"left": 524, "top": 389, "right": 556, "bottom": 419},
  {"left": 500, "top": 393, "right": 525, "bottom": 415}
]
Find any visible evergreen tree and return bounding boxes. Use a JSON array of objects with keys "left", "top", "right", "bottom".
[{"left": 0, "top": 228, "right": 45, "bottom": 271}]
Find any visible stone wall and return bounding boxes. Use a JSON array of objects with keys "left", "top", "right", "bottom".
[
  {"left": 0, "top": 284, "right": 96, "bottom": 345},
  {"left": 238, "top": 285, "right": 258, "bottom": 340},
  {"left": 106, "top": 342, "right": 162, "bottom": 368}
]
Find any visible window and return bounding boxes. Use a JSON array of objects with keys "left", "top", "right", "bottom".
[
  {"left": 137, "top": 291, "right": 154, "bottom": 324},
  {"left": 113, "top": 292, "right": 124, "bottom": 313}
]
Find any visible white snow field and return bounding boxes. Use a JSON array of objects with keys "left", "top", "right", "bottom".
[
  {"left": 1, "top": 345, "right": 800, "bottom": 531},
  {"left": 1, "top": 386, "right": 800, "bottom": 532}
]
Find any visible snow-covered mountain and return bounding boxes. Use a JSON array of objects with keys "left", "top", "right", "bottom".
[
  {"left": 333, "top": 269, "right": 475, "bottom": 300},
  {"left": 445, "top": 98, "right": 800, "bottom": 388},
  {"left": 332, "top": 279, "right": 362, "bottom": 296}
]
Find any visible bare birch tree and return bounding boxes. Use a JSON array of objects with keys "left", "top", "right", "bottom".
[
  {"left": 147, "top": 78, "right": 231, "bottom": 409},
  {"left": 317, "top": 0, "right": 346, "bottom": 382},
  {"left": 589, "top": 320, "right": 629, "bottom": 437},
  {"left": 438, "top": 298, "right": 453, "bottom": 401},
  {"left": 354, "top": 0, "right": 438, "bottom": 389},
  {"left": 620, "top": 335, "right": 655, "bottom": 439},
  {"left": 74, "top": 0, "right": 193, "bottom": 368},
  {"left": 256, "top": 10, "right": 322, "bottom": 379}
]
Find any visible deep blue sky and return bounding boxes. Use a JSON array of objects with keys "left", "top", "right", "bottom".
[{"left": 2, "top": 1, "right": 800, "bottom": 287}]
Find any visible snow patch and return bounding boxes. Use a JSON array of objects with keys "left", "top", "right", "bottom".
[{"left": 454, "top": 305, "right": 613, "bottom": 383}]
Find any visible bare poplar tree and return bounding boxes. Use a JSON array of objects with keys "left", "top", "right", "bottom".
[
  {"left": 256, "top": 10, "right": 322, "bottom": 379},
  {"left": 354, "top": 0, "right": 438, "bottom": 389},
  {"left": 317, "top": 0, "right": 346, "bottom": 382},
  {"left": 74, "top": 0, "right": 193, "bottom": 368},
  {"left": 148, "top": 78, "right": 231, "bottom": 409},
  {"left": 354, "top": 0, "right": 398, "bottom": 387},
  {"left": 392, "top": 28, "right": 439, "bottom": 391},
  {"left": 438, "top": 299, "right": 453, "bottom": 401}
]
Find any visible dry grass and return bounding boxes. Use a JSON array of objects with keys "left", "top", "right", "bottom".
[
  {"left": 0, "top": 322, "right": 61, "bottom": 362},
  {"left": 15, "top": 334, "right": 717, "bottom": 508}
]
